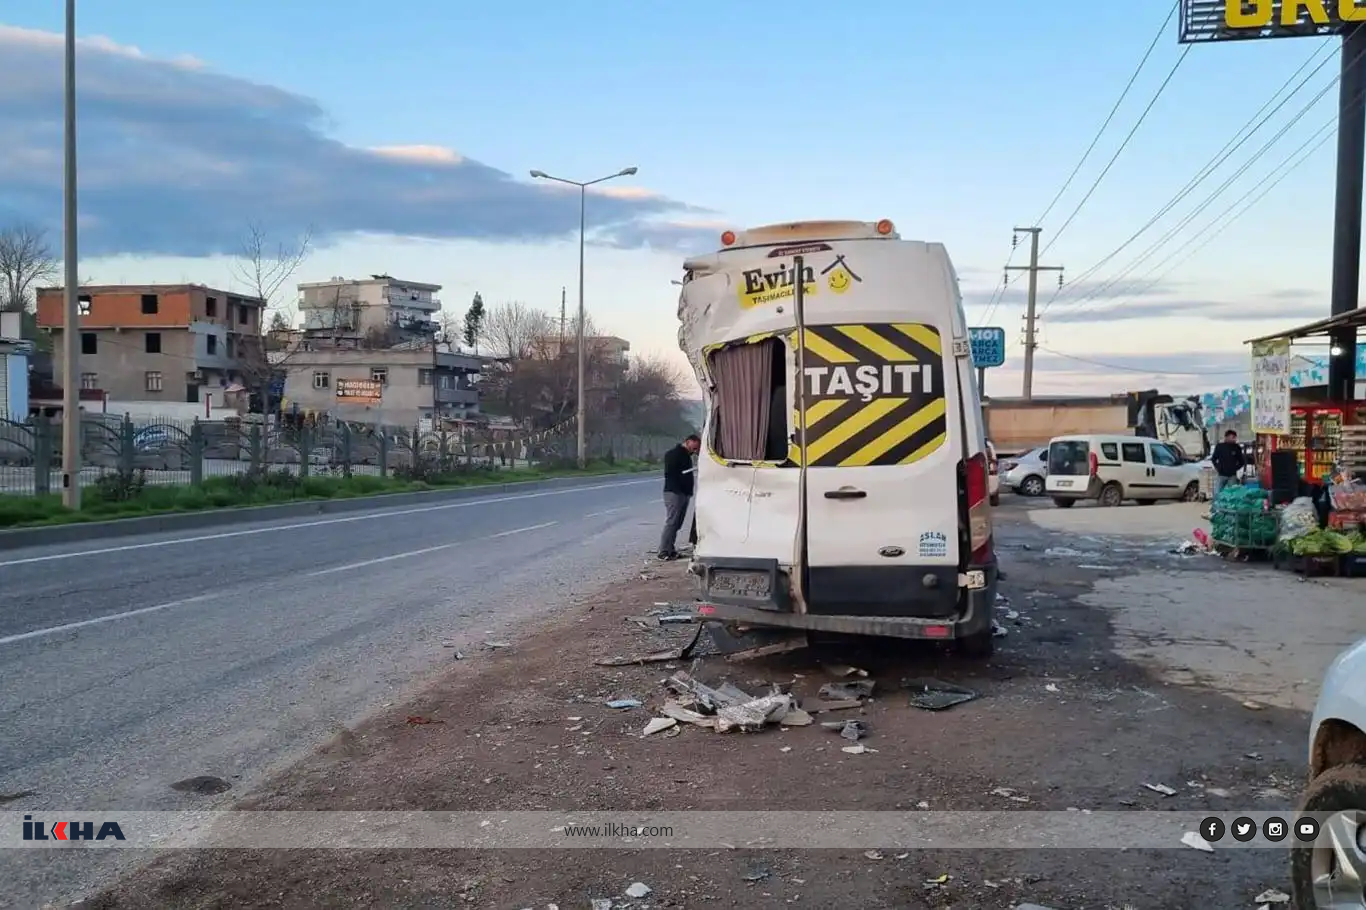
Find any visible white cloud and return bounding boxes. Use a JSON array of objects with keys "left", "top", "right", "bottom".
[{"left": 0, "top": 25, "right": 715, "bottom": 258}]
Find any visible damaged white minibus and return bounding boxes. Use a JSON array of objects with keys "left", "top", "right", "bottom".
[{"left": 677, "top": 219, "right": 999, "bottom": 656}]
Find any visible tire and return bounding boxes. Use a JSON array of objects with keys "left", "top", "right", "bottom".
[
  {"left": 1020, "top": 475, "right": 1045, "bottom": 497},
  {"left": 990, "top": 493, "right": 1001, "bottom": 507},
  {"left": 1135, "top": 499, "right": 1155, "bottom": 506},
  {"left": 1052, "top": 498, "right": 1076, "bottom": 509},
  {"left": 1290, "top": 762, "right": 1366, "bottom": 909},
  {"left": 956, "top": 628, "right": 995, "bottom": 659},
  {"left": 1182, "top": 481, "right": 1199, "bottom": 502},
  {"left": 1098, "top": 482, "right": 1124, "bottom": 508}
]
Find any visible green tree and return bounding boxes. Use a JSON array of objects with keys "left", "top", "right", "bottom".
[{"left": 463, "top": 292, "right": 485, "bottom": 351}]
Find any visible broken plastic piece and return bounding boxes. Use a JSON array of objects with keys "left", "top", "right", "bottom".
[
  {"left": 606, "top": 699, "right": 642, "bottom": 709},
  {"left": 643, "top": 717, "right": 678, "bottom": 736},
  {"left": 624, "top": 883, "right": 651, "bottom": 898},
  {"left": 817, "top": 680, "right": 875, "bottom": 701},
  {"left": 903, "top": 678, "right": 979, "bottom": 711}
]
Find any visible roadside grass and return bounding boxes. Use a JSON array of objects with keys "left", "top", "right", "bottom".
[{"left": 0, "top": 459, "right": 654, "bottom": 529}]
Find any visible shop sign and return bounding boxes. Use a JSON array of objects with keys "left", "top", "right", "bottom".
[
  {"left": 1251, "top": 338, "right": 1291, "bottom": 435},
  {"left": 336, "top": 378, "right": 383, "bottom": 405},
  {"left": 1179, "top": 0, "right": 1366, "bottom": 43}
]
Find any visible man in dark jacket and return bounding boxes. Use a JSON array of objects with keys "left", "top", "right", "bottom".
[
  {"left": 659, "top": 434, "right": 701, "bottom": 560},
  {"left": 1210, "top": 429, "right": 1245, "bottom": 498}
]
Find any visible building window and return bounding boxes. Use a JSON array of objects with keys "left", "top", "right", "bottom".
[
  {"left": 145, "top": 371, "right": 163, "bottom": 393},
  {"left": 206, "top": 296, "right": 217, "bottom": 317},
  {"left": 145, "top": 332, "right": 162, "bottom": 354},
  {"left": 78, "top": 295, "right": 91, "bottom": 316},
  {"left": 141, "top": 293, "right": 159, "bottom": 315},
  {"left": 418, "top": 368, "right": 434, "bottom": 386},
  {"left": 439, "top": 374, "right": 455, "bottom": 390},
  {"left": 370, "top": 367, "right": 388, "bottom": 385},
  {"left": 80, "top": 372, "right": 98, "bottom": 390},
  {"left": 81, "top": 332, "right": 97, "bottom": 355},
  {"left": 238, "top": 305, "right": 249, "bottom": 325},
  {"left": 206, "top": 335, "right": 218, "bottom": 355},
  {"left": 312, "top": 371, "right": 330, "bottom": 389}
]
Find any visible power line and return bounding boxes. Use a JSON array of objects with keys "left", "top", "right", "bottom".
[
  {"left": 1039, "top": 44, "right": 1192, "bottom": 258},
  {"left": 1039, "top": 42, "right": 1339, "bottom": 316},
  {"left": 974, "top": 236, "right": 1019, "bottom": 325},
  {"left": 1039, "top": 346, "right": 1248, "bottom": 376},
  {"left": 1033, "top": 1, "right": 1180, "bottom": 228},
  {"left": 1057, "top": 114, "right": 1337, "bottom": 323}
]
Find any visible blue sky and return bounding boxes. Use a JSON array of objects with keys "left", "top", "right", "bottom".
[{"left": 0, "top": 0, "right": 1353, "bottom": 395}]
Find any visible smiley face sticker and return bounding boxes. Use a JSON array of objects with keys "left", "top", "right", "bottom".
[{"left": 821, "top": 255, "right": 862, "bottom": 294}]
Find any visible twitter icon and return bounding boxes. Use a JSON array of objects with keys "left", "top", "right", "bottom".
[{"left": 1231, "top": 817, "right": 1257, "bottom": 842}]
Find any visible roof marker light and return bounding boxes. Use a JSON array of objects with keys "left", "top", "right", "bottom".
[
  {"left": 876, "top": 219, "right": 895, "bottom": 236},
  {"left": 720, "top": 230, "right": 737, "bottom": 246}
]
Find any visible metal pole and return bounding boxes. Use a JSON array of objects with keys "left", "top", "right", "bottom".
[
  {"left": 791, "top": 255, "right": 809, "bottom": 613},
  {"left": 1021, "top": 229, "right": 1041, "bottom": 401},
  {"left": 61, "top": 0, "right": 81, "bottom": 510},
  {"left": 977, "top": 366, "right": 986, "bottom": 396},
  {"left": 576, "top": 184, "right": 587, "bottom": 469},
  {"left": 1329, "top": 25, "right": 1366, "bottom": 403}
]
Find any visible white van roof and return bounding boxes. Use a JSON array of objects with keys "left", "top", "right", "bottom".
[{"left": 713, "top": 219, "right": 900, "bottom": 252}]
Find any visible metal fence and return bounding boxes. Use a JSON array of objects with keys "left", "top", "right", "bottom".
[{"left": 0, "top": 415, "right": 676, "bottom": 497}]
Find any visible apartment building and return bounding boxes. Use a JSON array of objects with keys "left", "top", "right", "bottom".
[
  {"left": 35, "top": 284, "right": 264, "bottom": 403},
  {"left": 280, "top": 343, "right": 483, "bottom": 425},
  {"left": 296, "top": 275, "right": 441, "bottom": 344},
  {"left": 531, "top": 334, "right": 631, "bottom": 367}
]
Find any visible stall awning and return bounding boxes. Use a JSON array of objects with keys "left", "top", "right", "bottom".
[{"left": 1245, "top": 308, "right": 1366, "bottom": 345}]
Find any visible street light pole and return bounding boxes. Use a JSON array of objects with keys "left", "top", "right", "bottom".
[
  {"left": 529, "top": 166, "right": 638, "bottom": 469},
  {"left": 61, "top": 0, "right": 81, "bottom": 509}
]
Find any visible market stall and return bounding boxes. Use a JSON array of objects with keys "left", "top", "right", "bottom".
[{"left": 1245, "top": 310, "right": 1366, "bottom": 488}]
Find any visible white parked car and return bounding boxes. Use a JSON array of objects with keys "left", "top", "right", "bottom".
[
  {"left": 1045, "top": 434, "right": 1203, "bottom": 508},
  {"left": 1292, "top": 636, "right": 1366, "bottom": 907},
  {"left": 1001, "top": 446, "right": 1048, "bottom": 497},
  {"left": 987, "top": 441, "right": 1001, "bottom": 507}
]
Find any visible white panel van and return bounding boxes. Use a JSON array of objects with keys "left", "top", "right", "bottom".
[
  {"left": 677, "top": 220, "right": 999, "bottom": 656},
  {"left": 1045, "top": 433, "right": 1203, "bottom": 508}
]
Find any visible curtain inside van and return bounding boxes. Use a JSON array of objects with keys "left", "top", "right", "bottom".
[{"left": 709, "top": 340, "right": 774, "bottom": 461}]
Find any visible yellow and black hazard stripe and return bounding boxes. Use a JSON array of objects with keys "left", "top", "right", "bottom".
[{"left": 792, "top": 323, "right": 947, "bottom": 468}]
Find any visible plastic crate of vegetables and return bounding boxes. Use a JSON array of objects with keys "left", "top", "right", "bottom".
[{"left": 1210, "top": 486, "right": 1277, "bottom": 548}]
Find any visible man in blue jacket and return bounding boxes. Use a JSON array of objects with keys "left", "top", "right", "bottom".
[{"left": 659, "top": 434, "right": 701, "bottom": 560}]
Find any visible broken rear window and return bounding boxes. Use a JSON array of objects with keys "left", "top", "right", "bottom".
[{"left": 707, "top": 337, "right": 789, "bottom": 463}]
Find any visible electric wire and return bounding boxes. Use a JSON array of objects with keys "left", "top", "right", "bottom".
[
  {"left": 1038, "top": 346, "right": 1249, "bottom": 376},
  {"left": 1034, "top": 1, "right": 1180, "bottom": 229},
  {"left": 1039, "top": 43, "right": 1192, "bottom": 257},
  {"left": 1038, "top": 40, "right": 1340, "bottom": 316}
]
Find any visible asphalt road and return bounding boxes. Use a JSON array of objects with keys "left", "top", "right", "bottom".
[{"left": 0, "top": 476, "right": 666, "bottom": 907}]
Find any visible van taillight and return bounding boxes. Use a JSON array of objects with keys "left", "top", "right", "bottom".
[
  {"left": 964, "top": 453, "right": 994, "bottom": 564},
  {"left": 1089, "top": 451, "right": 1099, "bottom": 477}
]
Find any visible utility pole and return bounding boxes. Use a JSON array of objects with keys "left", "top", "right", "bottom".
[
  {"left": 559, "top": 286, "right": 566, "bottom": 340},
  {"left": 1006, "top": 227, "right": 1063, "bottom": 401},
  {"left": 61, "top": 0, "right": 81, "bottom": 510}
]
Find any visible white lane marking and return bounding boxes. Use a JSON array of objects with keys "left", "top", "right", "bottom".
[
  {"left": 0, "top": 480, "right": 651, "bottom": 569},
  {"left": 305, "top": 521, "right": 559, "bottom": 578},
  {"left": 2, "top": 521, "right": 565, "bottom": 645},
  {"left": 0, "top": 594, "right": 221, "bottom": 647},
  {"left": 584, "top": 507, "right": 629, "bottom": 518}
]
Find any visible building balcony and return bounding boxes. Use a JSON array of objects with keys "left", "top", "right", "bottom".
[{"left": 435, "top": 386, "right": 479, "bottom": 406}]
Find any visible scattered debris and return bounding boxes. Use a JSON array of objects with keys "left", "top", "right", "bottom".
[
  {"left": 483, "top": 640, "right": 512, "bottom": 650},
  {"left": 1180, "top": 830, "right": 1215, "bottom": 852},
  {"left": 606, "top": 699, "right": 642, "bottom": 710},
  {"left": 1241, "top": 700, "right": 1265, "bottom": 711},
  {"left": 406, "top": 716, "right": 444, "bottom": 726},
  {"left": 660, "top": 701, "right": 716, "bottom": 729},
  {"left": 991, "top": 620, "right": 1008, "bottom": 638},
  {"left": 1044, "top": 683, "right": 1061, "bottom": 693},
  {"left": 1205, "top": 787, "right": 1233, "bottom": 798},
  {"left": 1254, "top": 888, "right": 1290, "bottom": 903},
  {"left": 590, "top": 900, "right": 613, "bottom": 910},
  {"left": 818, "top": 680, "right": 876, "bottom": 701},
  {"left": 1005, "top": 610, "right": 1021, "bottom": 620},
  {"left": 903, "top": 678, "right": 979, "bottom": 711},
  {"left": 779, "top": 708, "right": 813, "bottom": 727},
  {"left": 662, "top": 672, "right": 799, "bottom": 733},
  {"left": 994, "top": 591, "right": 1010, "bottom": 605},
  {"left": 169, "top": 776, "right": 231, "bottom": 795},
  {"left": 595, "top": 625, "right": 704, "bottom": 666},
  {"left": 1143, "top": 783, "right": 1177, "bottom": 796},
  {"left": 863, "top": 849, "right": 884, "bottom": 860},
  {"left": 802, "top": 698, "right": 863, "bottom": 713},
  {"left": 643, "top": 717, "right": 677, "bottom": 736},
  {"left": 659, "top": 614, "right": 697, "bottom": 625},
  {"left": 841, "top": 744, "right": 876, "bottom": 755},
  {"left": 453, "top": 651, "right": 465, "bottom": 660},
  {"left": 624, "top": 883, "right": 651, "bottom": 899},
  {"left": 821, "top": 719, "right": 868, "bottom": 741},
  {"left": 779, "top": 746, "right": 791, "bottom": 753},
  {"left": 923, "top": 873, "right": 950, "bottom": 887},
  {"left": 1172, "top": 540, "right": 1201, "bottom": 555},
  {"left": 1015, "top": 904, "right": 1061, "bottom": 910},
  {"left": 740, "top": 863, "right": 771, "bottom": 882},
  {"left": 828, "top": 665, "right": 868, "bottom": 678},
  {"left": 716, "top": 694, "right": 795, "bottom": 733}
]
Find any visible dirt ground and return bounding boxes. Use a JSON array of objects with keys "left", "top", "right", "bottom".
[{"left": 76, "top": 504, "right": 1317, "bottom": 910}]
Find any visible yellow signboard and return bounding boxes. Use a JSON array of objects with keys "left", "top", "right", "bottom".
[{"left": 1224, "top": 0, "right": 1366, "bottom": 29}]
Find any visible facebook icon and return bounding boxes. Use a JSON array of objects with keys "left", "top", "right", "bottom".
[{"left": 1199, "top": 816, "right": 1226, "bottom": 842}]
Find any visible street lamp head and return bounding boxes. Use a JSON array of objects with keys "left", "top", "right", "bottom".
[
  {"left": 619, "top": 167, "right": 639, "bottom": 176},
  {"left": 529, "top": 170, "right": 548, "bottom": 179}
]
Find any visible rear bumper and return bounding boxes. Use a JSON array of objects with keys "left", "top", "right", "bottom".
[
  {"left": 1048, "top": 477, "right": 1099, "bottom": 499},
  {"left": 694, "top": 557, "right": 997, "bottom": 641}
]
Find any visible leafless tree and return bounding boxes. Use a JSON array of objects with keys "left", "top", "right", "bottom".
[
  {"left": 613, "top": 352, "right": 690, "bottom": 435},
  {"left": 0, "top": 223, "right": 58, "bottom": 312},
  {"left": 231, "top": 224, "right": 312, "bottom": 411},
  {"left": 435, "top": 309, "right": 463, "bottom": 350},
  {"left": 478, "top": 301, "right": 553, "bottom": 360}
]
